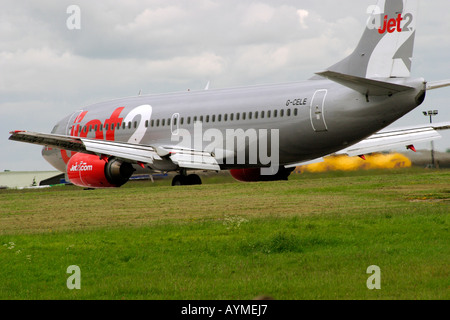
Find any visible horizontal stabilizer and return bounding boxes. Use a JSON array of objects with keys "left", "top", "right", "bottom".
[
  {"left": 316, "top": 71, "right": 414, "bottom": 96},
  {"left": 426, "top": 79, "right": 450, "bottom": 90}
]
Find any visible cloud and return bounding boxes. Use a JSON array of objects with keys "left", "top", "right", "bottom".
[
  {"left": 118, "top": 6, "right": 186, "bottom": 31},
  {"left": 241, "top": 3, "right": 275, "bottom": 26},
  {"left": 296, "top": 9, "right": 309, "bottom": 29}
]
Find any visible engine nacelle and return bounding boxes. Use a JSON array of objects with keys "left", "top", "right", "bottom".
[
  {"left": 67, "top": 153, "right": 134, "bottom": 188},
  {"left": 230, "top": 166, "right": 294, "bottom": 182}
]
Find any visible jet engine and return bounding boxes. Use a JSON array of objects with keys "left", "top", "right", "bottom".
[
  {"left": 229, "top": 166, "right": 294, "bottom": 182},
  {"left": 67, "top": 153, "right": 134, "bottom": 188}
]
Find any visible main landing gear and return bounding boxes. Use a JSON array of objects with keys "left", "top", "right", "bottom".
[{"left": 171, "top": 170, "right": 202, "bottom": 186}]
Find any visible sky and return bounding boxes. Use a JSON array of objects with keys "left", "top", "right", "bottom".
[{"left": 1, "top": 0, "right": 449, "bottom": 171}]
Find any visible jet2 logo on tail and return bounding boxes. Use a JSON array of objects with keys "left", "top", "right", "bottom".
[
  {"left": 366, "top": 5, "right": 414, "bottom": 34},
  {"left": 378, "top": 14, "right": 404, "bottom": 34},
  {"left": 378, "top": 13, "right": 414, "bottom": 34}
]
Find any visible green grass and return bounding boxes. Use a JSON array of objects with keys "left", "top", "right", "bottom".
[{"left": 0, "top": 168, "right": 448, "bottom": 299}]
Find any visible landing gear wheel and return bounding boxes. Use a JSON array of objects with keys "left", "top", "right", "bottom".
[
  {"left": 187, "top": 174, "right": 202, "bottom": 185},
  {"left": 171, "top": 174, "right": 202, "bottom": 186},
  {"left": 171, "top": 175, "right": 186, "bottom": 186}
]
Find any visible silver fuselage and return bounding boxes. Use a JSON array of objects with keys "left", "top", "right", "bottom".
[{"left": 43, "top": 77, "right": 426, "bottom": 173}]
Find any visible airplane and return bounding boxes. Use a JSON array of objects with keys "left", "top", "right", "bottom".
[{"left": 9, "top": 0, "right": 450, "bottom": 188}]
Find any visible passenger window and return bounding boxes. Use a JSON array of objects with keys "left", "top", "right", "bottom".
[{"left": 294, "top": 108, "right": 298, "bottom": 116}]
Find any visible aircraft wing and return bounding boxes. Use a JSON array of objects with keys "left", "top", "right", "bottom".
[
  {"left": 336, "top": 123, "right": 449, "bottom": 157},
  {"left": 285, "top": 123, "right": 449, "bottom": 168},
  {"left": 8, "top": 131, "right": 220, "bottom": 171}
]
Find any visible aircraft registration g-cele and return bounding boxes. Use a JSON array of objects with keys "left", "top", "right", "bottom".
[{"left": 9, "top": 0, "right": 450, "bottom": 188}]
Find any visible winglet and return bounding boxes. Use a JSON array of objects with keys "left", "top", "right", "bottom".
[{"left": 406, "top": 144, "right": 416, "bottom": 152}]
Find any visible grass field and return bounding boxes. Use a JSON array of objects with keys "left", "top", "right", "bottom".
[{"left": 0, "top": 168, "right": 448, "bottom": 300}]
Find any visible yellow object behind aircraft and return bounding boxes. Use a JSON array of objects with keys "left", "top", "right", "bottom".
[{"left": 295, "top": 153, "right": 411, "bottom": 173}]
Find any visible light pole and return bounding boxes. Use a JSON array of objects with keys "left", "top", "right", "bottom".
[{"left": 422, "top": 110, "right": 438, "bottom": 168}]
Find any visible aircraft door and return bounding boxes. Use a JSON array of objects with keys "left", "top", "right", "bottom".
[{"left": 310, "top": 89, "right": 328, "bottom": 132}]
